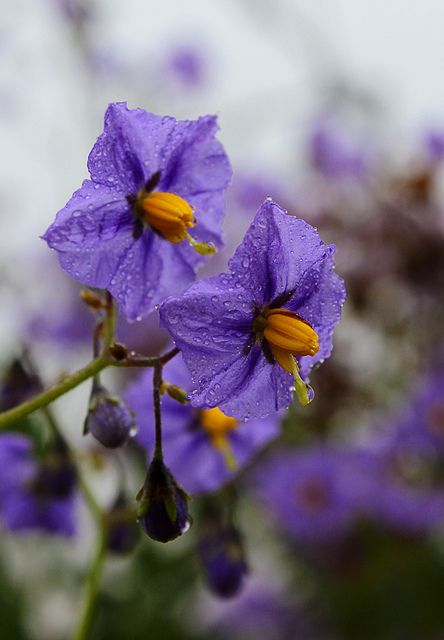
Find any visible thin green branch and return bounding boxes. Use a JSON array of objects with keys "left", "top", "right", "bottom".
[
  {"left": 153, "top": 362, "right": 163, "bottom": 461},
  {"left": 0, "top": 356, "right": 109, "bottom": 430},
  {"left": 0, "top": 345, "right": 180, "bottom": 431},
  {"left": 72, "top": 525, "right": 108, "bottom": 640}
]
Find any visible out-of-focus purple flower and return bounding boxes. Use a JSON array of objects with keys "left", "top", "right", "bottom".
[
  {"left": 195, "top": 579, "right": 326, "bottom": 640},
  {"left": 125, "top": 354, "right": 278, "bottom": 494},
  {"left": 43, "top": 102, "right": 232, "bottom": 320},
  {"left": 53, "top": 0, "right": 89, "bottom": 28},
  {"left": 254, "top": 448, "right": 371, "bottom": 543},
  {"left": 229, "top": 172, "right": 288, "bottom": 214},
  {"left": 0, "top": 434, "right": 77, "bottom": 536},
  {"left": 164, "top": 44, "right": 207, "bottom": 89},
  {"left": 355, "top": 433, "right": 444, "bottom": 534},
  {"left": 160, "top": 200, "right": 346, "bottom": 420},
  {"left": 388, "top": 370, "right": 444, "bottom": 456},
  {"left": 424, "top": 129, "right": 444, "bottom": 162},
  {"left": 308, "top": 117, "right": 367, "bottom": 180}
]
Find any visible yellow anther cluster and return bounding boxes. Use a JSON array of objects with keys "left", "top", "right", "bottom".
[
  {"left": 200, "top": 407, "right": 239, "bottom": 469},
  {"left": 257, "top": 307, "right": 319, "bottom": 406},
  {"left": 140, "top": 192, "right": 195, "bottom": 244},
  {"left": 263, "top": 308, "right": 319, "bottom": 373}
]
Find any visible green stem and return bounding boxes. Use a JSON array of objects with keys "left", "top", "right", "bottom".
[
  {"left": 34, "top": 385, "right": 107, "bottom": 640},
  {"left": 0, "top": 356, "right": 108, "bottom": 430},
  {"left": 153, "top": 362, "right": 163, "bottom": 461},
  {"left": 72, "top": 524, "right": 108, "bottom": 640},
  {"left": 103, "top": 293, "right": 116, "bottom": 350},
  {"left": 0, "top": 347, "right": 180, "bottom": 431}
]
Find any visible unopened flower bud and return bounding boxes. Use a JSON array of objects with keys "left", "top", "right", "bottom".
[
  {"left": 0, "top": 357, "right": 41, "bottom": 411},
  {"left": 85, "top": 383, "right": 136, "bottom": 448},
  {"left": 79, "top": 289, "right": 106, "bottom": 310},
  {"left": 106, "top": 495, "right": 140, "bottom": 555},
  {"left": 32, "top": 437, "right": 77, "bottom": 500},
  {"left": 198, "top": 507, "right": 248, "bottom": 597},
  {"left": 136, "top": 458, "right": 191, "bottom": 543},
  {"left": 163, "top": 383, "right": 189, "bottom": 405}
]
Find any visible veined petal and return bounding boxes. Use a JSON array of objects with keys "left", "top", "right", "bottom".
[{"left": 88, "top": 103, "right": 177, "bottom": 194}]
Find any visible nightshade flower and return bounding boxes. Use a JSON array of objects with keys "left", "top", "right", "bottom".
[
  {"left": 125, "top": 354, "right": 279, "bottom": 494},
  {"left": 0, "top": 434, "right": 77, "bottom": 536},
  {"left": 160, "top": 199, "right": 345, "bottom": 420},
  {"left": 347, "top": 440, "right": 444, "bottom": 535},
  {"left": 389, "top": 369, "right": 444, "bottom": 456},
  {"left": 309, "top": 117, "right": 368, "bottom": 180},
  {"left": 254, "top": 448, "right": 370, "bottom": 543},
  {"left": 43, "top": 102, "right": 232, "bottom": 320}
]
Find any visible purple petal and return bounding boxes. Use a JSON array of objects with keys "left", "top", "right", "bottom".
[
  {"left": 88, "top": 102, "right": 177, "bottom": 194},
  {"left": 43, "top": 180, "right": 134, "bottom": 288},
  {"left": 227, "top": 200, "right": 333, "bottom": 307}
]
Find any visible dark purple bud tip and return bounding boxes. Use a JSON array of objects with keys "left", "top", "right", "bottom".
[
  {"left": 32, "top": 438, "right": 77, "bottom": 501},
  {"left": 198, "top": 523, "right": 248, "bottom": 598},
  {"left": 137, "top": 458, "right": 191, "bottom": 543},
  {"left": 0, "top": 357, "right": 42, "bottom": 411},
  {"left": 85, "top": 384, "right": 136, "bottom": 448},
  {"left": 106, "top": 495, "right": 140, "bottom": 555}
]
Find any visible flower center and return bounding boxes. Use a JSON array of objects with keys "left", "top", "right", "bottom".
[
  {"left": 426, "top": 403, "right": 444, "bottom": 438},
  {"left": 254, "top": 307, "right": 319, "bottom": 406},
  {"left": 134, "top": 187, "right": 216, "bottom": 255},
  {"left": 140, "top": 192, "right": 195, "bottom": 244},
  {"left": 200, "top": 407, "right": 239, "bottom": 470},
  {"left": 296, "top": 478, "right": 329, "bottom": 512}
]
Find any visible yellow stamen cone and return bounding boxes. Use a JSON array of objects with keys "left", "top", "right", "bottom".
[
  {"left": 264, "top": 310, "right": 319, "bottom": 357},
  {"left": 200, "top": 407, "right": 239, "bottom": 470},
  {"left": 259, "top": 308, "right": 318, "bottom": 407},
  {"left": 141, "top": 192, "right": 195, "bottom": 243},
  {"left": 140, "top": 191, "right": 216, "bottom": 254}
]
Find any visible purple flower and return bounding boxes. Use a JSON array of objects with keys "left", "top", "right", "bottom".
[
  {"left": 125, "top": 354, "right": 278, "bottom": 494},
  {"left": 390, "top": 370, "right": 444, "bottom": 456},
  {"left": 160, "top": 199, "right": 345, "bottom": 420},
  {"left": 43, "top": 102, "right": 232, "bottom": 320},
  {"left": 424, "top": 129, "right": 444, "bottom": 162},
  {"left": 254, "top": 448, "right": 369, "bottom": 543},
  {"left": 356, "top": 437, "right": 444, "bottom": 534},
  {"left": 309, "top": 117, "right": 367, "bottom": 180},
  {"left": 164, "top": 44, "right": 207, "bottom": 89},
  {"left": 195, "top": 579, "right": 325, "bottom": 640},
  {"left": 0, "top": 434, "right": 77, "bottom": 537},
  {"left": 230, "top": 171, "right": 288, "bottom": 213}
]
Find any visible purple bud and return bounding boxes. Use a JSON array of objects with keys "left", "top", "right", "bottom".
[
  {"left": 85, "top": 384, "right": 135, "bottom": 448},
  {"left": 106, "top": 495, "right": 140, "bottom": 555},
  {"left": 197, "top": 503, "right": 248, "bottom": 598},
  {"left": 137, "top": 458, "right": 191, "bottom": 543},
  {"left": 31, "top": 437, "right": 77, "bottom": 500},
  {"left": 0, "top": 357, "right": 41, "bottom": 411}
]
